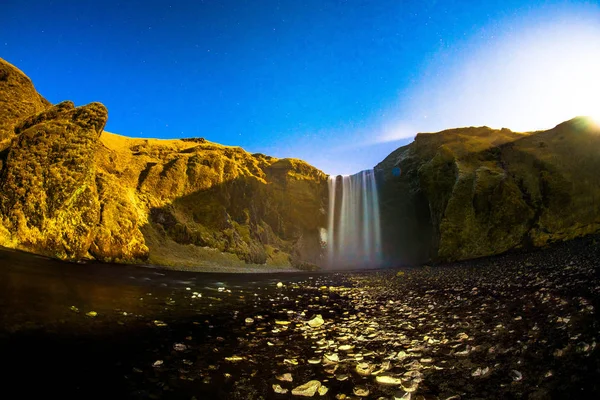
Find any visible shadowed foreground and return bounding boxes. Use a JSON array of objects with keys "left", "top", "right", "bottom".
[{"left": 0, "top": 237, "right": 599, "bottom": 399}]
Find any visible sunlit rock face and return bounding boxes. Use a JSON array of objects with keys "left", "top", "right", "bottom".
[
  {"left": 0, "top": 58, "right": 51, "bottom": 144},
  {"left": 0, "top": 100, "right": 108, "bottom": 260},
  {"left": 0, "top": 57, "right": 328, "bottom": 268},
  {"left": 326, "top": 170, "right": 382, "bottom": 269},
  {"left": 377, "top": 118, "right": 600, "bottom": 263}
]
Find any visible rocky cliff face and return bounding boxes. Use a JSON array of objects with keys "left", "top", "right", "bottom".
[
  {"left": 0, "top": 58, "right": 327, "bottom": 269},
  {"left": 376, "top": 119, "right": 600, "bottom": 263},
  {"left": 3, "top": 57, "right": 597, "bottom": 268},
  {"left": 0, "top": 59, "right": 51, "bottom": 144},
  {"left": 0, "top": 100, "right": 108, "bottom": 260}
]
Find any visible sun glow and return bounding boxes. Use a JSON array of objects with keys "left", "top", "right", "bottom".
[
  {"left": 378, "top": 14, "right": 600, "bottom": 143},
  {"left": 441, "top": 21, "right": 600, "bottom": 132}
]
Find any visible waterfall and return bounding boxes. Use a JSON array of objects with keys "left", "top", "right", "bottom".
[{"left": 326, "top": 169, "right": 382, "bottom": 268}]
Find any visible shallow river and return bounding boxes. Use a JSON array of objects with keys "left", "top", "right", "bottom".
[{"left": 1, "top": 239, "right": 599, "bottom": 399}]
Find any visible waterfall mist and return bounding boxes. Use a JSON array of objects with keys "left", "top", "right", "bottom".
[{"left": 326, "top": 170, "right": 382, "bottom": 269}]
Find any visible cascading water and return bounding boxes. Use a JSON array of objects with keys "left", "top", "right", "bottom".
[{"left": 326, "top": 169, "right": 382, "bottom": 268}]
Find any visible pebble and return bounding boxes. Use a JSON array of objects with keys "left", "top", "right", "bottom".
[
  {"left": 356, "top": 362, "right": 373, "bottom": 376},
  {"left": 510, "top": 370, "right": 523, "bottom": 381},
  {"left": 292, "top": 380, "right": 321, "bottom": 397},
  {"left": 308, "top": 314, "right": 325, "bottom": 328},
  {"left": 277, "top": 373, "right": 293, "bottom": 382},
  {"left": 318, "top": 385, "right": 329, "bottom": 396},
  {"left": 353, "top": 385, "right": 369, "bottom": 397},
  {"left": 273, "top": 384, "right": 288, "bottom": 394},
  {"left": 401, "top": 379, "right": 419, "bottom": 392},
  {"left": 376, "top": 375, "right": 403, "bottom": 385}
]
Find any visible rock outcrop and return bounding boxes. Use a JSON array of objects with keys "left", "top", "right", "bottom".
[
  {"left": 2, "top": 56, "right": 598, "bottom": 268},
  {"left": 376, "top": 119, "right": 600, "bottom": 263},
  {"left": 0, "top": 59, "right": 51, "bottom": 143},
  {"left": 93, "top": 135, "right": 327, "bottom": 268},
  {"left": 0, "top": 57, "right": 327, "bottom": 269},
  {"left": 0, "top": 100, "right": 107, "bottom": 259}
]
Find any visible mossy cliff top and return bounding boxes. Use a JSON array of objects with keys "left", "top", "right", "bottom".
[
  {"left": 377, "top": 118, "right": 600, "bottom": 263},
  {"left": 0, "top": 57, "right": 327, "bottom": 270},
  {"left": 0, "top": 59, "right": 51, "bottom": 140}
]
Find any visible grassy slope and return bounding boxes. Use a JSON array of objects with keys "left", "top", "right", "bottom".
[
  {"left": 377, "top": 118, "right": 600, "bottom": 263},
  {"left": 94, "top": 131, "right": 327, "bottom": 269}
]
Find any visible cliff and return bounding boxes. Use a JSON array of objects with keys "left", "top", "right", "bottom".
[
  {"left": 376, "top": 119, "right": 600, "bottom": 263},
  {"left": 0, "top": 58, "right": 327, "bottom": 269},
  {"left": 3, "top": 56, "right": 598, "bottom": 268}
]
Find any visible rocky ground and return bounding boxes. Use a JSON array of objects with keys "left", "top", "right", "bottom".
[{"left": 1, "top": 236, "right": 599, "bottom": 399}]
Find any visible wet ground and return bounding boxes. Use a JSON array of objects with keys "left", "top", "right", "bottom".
[{"left": 1, "top": 237, "right": 599, "bottom": 399}]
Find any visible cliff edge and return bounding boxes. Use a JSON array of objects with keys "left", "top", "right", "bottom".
[
  {"left": 0, "top": 58, "right": 327, "bottom": 270},
  {"left": 376, "top": 119, "right": 600, "bottom": 263}
]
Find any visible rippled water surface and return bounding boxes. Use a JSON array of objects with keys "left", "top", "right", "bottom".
[{"left": 1, "top": 238, "right": 599, "bottom": 399}]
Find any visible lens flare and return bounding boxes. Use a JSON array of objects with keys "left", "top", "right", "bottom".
[{"left": 389, "top": 18, "right": 600, "bottom": 137}]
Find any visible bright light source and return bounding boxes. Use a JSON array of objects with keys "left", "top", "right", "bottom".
[{"left": 391, "top": 17, "right": 600, "bottom": 137}]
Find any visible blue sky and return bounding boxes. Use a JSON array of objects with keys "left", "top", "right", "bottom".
[{"left": 2, "top": 1, "right": 599, "bottom": 174}]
